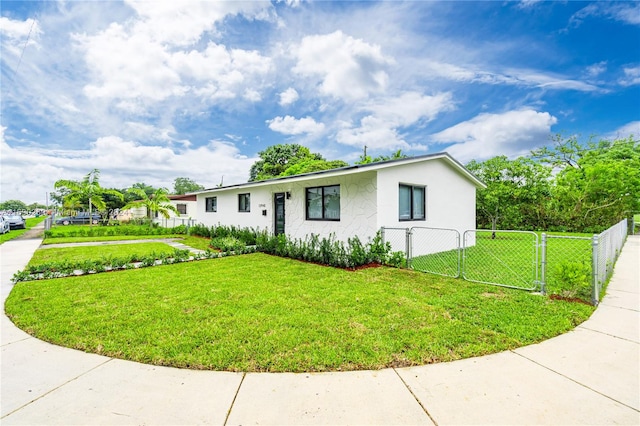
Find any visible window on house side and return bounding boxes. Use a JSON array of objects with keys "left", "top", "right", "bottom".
[
  {"left": 205, "top": 197, "right": 217, "bottom": 212},
  {"left": 399, "top": 184, "right": 425, "bottom": 221},
  {"left": 238, "top": 193, "right": 251, "bottom": 212},
  {"left": 306, "top": 185, "right": 340, "bottom": 221},
  {"left": 177, "top": 203, "right": 187, "bottom": 215}
]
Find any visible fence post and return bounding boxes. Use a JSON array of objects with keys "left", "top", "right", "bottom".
[
  {"left": 540, "top": 233, "right": 547, "bottom": 295},
  {"left": 406, "top": 228, "right": 412, "bottom": 269},
  {"left": 591, "top": 234, "right": 599, "bottom": 306},
  {"left": 380, "top": 227, "right": 386, "bottom": 246}
]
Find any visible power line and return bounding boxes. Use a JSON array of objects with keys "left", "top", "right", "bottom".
[{"left": 14, "top": 17, "right": 36, "bottom": 74}]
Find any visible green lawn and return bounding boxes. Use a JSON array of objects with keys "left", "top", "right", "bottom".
[
  {"left": 0, "top": 216, "right": 46, "bottom": 245},
  {"left": 6, "top": 252, "right": 594, "bottom": 373},
  {"left": 29, "top": 242, "right": 178, "bottom": 266}
]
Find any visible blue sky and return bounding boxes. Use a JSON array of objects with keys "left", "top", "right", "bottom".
[{"left": 1, "top": 0, "right": 639, "bottom": 204}]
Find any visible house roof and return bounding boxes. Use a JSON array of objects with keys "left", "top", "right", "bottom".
[
  {"left": 190, "top": 152, "right": 486, "bottom": 195},
  {"left": 169, "top": 194, "right": 197, "bottom": 202}
]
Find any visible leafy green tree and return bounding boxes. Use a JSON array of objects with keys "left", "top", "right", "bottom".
[
  {"left": 27, "top": 202, "right": 47, "bottom": 210},
  {"left": 534, "top": 135, "right": 640, "bottom": 231},
  {"left": 249, "top": 144, "right": 323, "bottom": 181},
  {"left": 281, "top": 159, "right": 349, "bottom": 176},
  {"left": 54, "top": 169, "right": 124, "bottom": 223},
  {"left": 123, "top": 187, "right": 179, "bottom": 224},
  {"left": 173, "top": 177, "right": 204, "bottom": 194},
  {"left": 355, "top": 148, "right": 408, "bottom": 165},
  {"left": 0, "top": 199, "right": 27, "bottom": 211},
  {"left": 466, "top": 156, "right": 552, "bottom": 232}
]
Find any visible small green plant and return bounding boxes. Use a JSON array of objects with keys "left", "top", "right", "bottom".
[{"left": 551, "top": 260, "right": 592, "bottom": 299}]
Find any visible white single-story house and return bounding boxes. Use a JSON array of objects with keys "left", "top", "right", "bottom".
[
  {"left": 151, "top": 194, "right": 198, "bottom": 227},
  {"left": 187, "top": 152, "right": 485, "bottom": 250}
]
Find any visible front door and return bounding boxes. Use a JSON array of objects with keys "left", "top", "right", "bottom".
[{"left": 274, "top": 192, "right": 285, "bottom": 236}]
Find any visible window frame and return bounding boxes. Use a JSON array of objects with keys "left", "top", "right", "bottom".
[
  {"left": 176, "top": 203, "right": 187, "bottom": 215},
  {"left": 305, "top": 184, "right": 340, "bottom": 221},
  {"left": 238, "top": 193, "right": 251, "bottom": 213},
  {"left": 399, "top": 184, "right": 426, "bottom": 221},
  {"left": 205, "top": 197, "right": 217, "bottom": 212}
]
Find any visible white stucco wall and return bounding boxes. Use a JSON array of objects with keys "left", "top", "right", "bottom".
[
  {"left": 376, "top": 158, "right": 477, "bottom": 255},
  {"left": 195, "top": 172, "right": 378, "bottom": 242}
]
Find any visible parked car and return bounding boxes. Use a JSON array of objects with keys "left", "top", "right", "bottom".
[
  {"left": 4, "top": 214, "right": 26, "bottom": 230},
  {"left": 0, "top": 216, "right": 10, "bottom": 234},
  {"left": 55, "top": 212, "right": 101, "bottom": 225}
]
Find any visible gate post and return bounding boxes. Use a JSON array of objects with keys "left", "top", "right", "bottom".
[
  {"left": 591, "top": 234, "right": 599, "bottom": 306},
  {"left": 406, "top": 228, "right": 412, "bottom": 269},
  {"left": 540, "top": 233, "right": 547, "bottom": 295}
]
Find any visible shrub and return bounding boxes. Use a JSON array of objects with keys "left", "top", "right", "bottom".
[
  {"left": 551, "top": 260, "right": 592, "bottom": 300},
  {"left": 210, "top": 236, "right": 246, "bottom": 253},
  {"left": 255, "top": 230, "right": 394, "bottom": 269}
]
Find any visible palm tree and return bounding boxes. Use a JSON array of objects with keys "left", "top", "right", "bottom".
[
  {"left": 54, "top": 169, "right": 123, "bottom": 225},
  {"left": 123, "top": 187, "right": 179, "bottom": 225}
]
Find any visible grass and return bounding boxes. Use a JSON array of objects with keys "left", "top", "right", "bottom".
[
  {"left": 0, "top": 216, "right": 46, "bottom": 245},
  {"left": 29, "top": 243, "right": 179, "bottom": 266},
  {"left": 42, "top": 224, "right": 210, "bottom": 251},
  {"left": 41, "top": 234, "right": 185, "bottom": 245},
  {"left": 6, "top": 252, "right": 594, "bottom": 373}
]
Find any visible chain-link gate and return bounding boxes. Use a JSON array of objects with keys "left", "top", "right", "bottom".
[
  {"left": 462, "top": 230, "right": 539, "bottom": 290},
  {"left": 410, "top": 227, "right": 460, "bottom": 277}
]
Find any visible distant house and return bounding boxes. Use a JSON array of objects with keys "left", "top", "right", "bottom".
[
  {"left": 186, "top": 153, "right": 485, "bottom": 246},
  {"left": 152, "top": 194, "right": 198, "bottom": 227}
]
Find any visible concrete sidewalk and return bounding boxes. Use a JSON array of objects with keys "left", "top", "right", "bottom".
[{"left": 1, "top": 233, "right": 638, "bottom": 425}]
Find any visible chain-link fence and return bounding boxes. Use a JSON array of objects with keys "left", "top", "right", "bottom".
[
  {"left": 381, "top": 227, "right": 410, "bottom": 266},
  {"left": 381, "top": 219, "right": 628, "bottom": 305},
  {"left": 462, "top": 230, "right": 539, "bottom": 290},
  {"left": 593, "top": 219, "right": 628, "bottom": 302},
  {"left": 410, "top": 227, "right": 460, "bottom": 277}
]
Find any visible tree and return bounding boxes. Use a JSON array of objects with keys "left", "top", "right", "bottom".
[
  {"left": 249, "top": 144, "right": 323, "bottom": 181},
  {"left": 54, "top": 169, "right": 123, "bottom": 224},
  {"left": 466, "top": 156, "right": 552, "bottom": 233},
  {"left": 355, "top": 148, "right": 408, "bottom": 165},
  {"left": 0, "top": 200, "right": 27, "bottom": 211},
  {"left": 280, "top": 159, "right": 349, "bottom": 176},
  {"left": 173, "top": 177, "right": 204, "bottom": 194},
  {"left": 123, "top": 187, "right": 179, "bottom": 224},
  {"left": 534, "top": 135, "right": 640, "bottom": 231}
]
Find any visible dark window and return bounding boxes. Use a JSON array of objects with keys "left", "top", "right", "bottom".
[
  {"left": 176, "top": 203, "right": 187, "bottom": 215},
  {"left": 399, "top": 184, "right": 425, "bottom": 221},
  {"left": 306, "top": 185, "right": 340, "bottom": 220},
  {"left": 205, "top": 197, "right": 217, "bottom": 212},
  {"left": 238, "top": 193, "right": 250, "bottom": 212}
]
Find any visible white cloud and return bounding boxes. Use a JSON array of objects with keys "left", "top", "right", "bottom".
[
  {"left": 293, "top": 30, "right": 393, "bottom": 101},
  {"left": 570, "top": 3, "right": 640, "bottom": 27},
  {"left": 75, "top": 8, "right": 273, "bottom": 106},
  {"left": 0, "top": 130, "right": 256, "bottom": 204},
  {"left": 267, "top": 116, "right": 325, "bottom": 135},
  {"left": 279, "top": 88, "right": 299, "bottom": 106},
  {"left": 619, "top": 66, "right": 640, "bottom": 87},
  {"left": 335, "top": 92, "right": 454, "bottom": 151},
  {"left": 365, "top": 92, "right": 454, "bottom": 127},
  {"left": 421, "top": 60, "right": 600, "bottom": 92},
  {"left": 430, "top": 109, "right": 558, "bottom": 162},
  {"left": 124, "top": 0, "right": 274, "bottom": 46},
  {"left": 585, "top": 61, "right": 607, "bottom": 78},
  {"left": 605, "top": 121, "right": 640, "bottom": 140}
]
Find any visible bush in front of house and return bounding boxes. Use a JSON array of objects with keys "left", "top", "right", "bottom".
[{"left": 255, "top": 230, "right": 400, "bottom": 269}]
